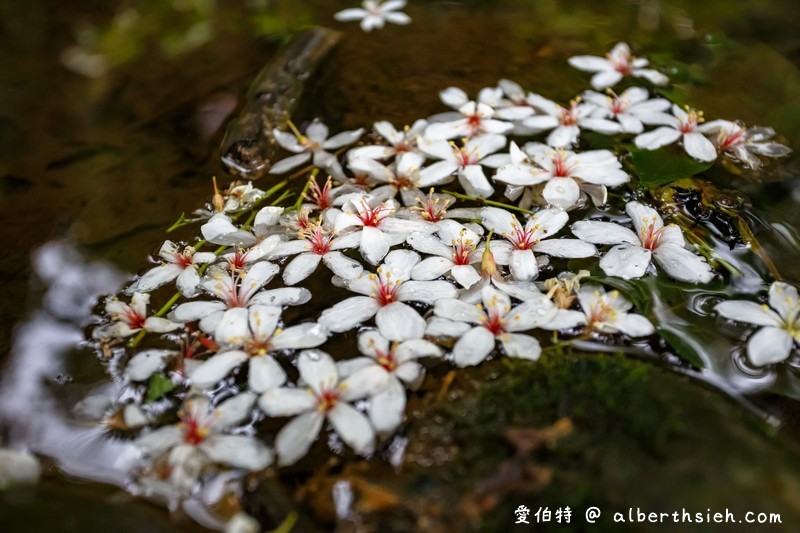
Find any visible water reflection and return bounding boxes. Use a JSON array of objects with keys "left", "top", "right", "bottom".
[{"left": 0, "top": 242, "right": 137, "bottom": 484}]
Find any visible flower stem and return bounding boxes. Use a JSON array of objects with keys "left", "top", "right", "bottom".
[{"left": 441, "top": 190, "right": 536, "bottom": 215}]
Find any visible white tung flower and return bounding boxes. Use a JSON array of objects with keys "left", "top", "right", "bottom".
[
  {"left": 542, "top": 285, "right": 655, "bottom": 337},
  {"left": 699, "top": 120, "right": 791, "bottom": 170},
  {"left": 259, "top": 350, "right": 389, "bottom": 466},
  {"left": 430, "top": 285, "right": 557, "bottom": 367},
  {"left": 347, "top": 119, "right": 428, "bottom": 162},
  {"left": 339, "top": 329, "right": 441, "bottom": 434},
  {"left": 169, "top": 261, "right": 311, "bottom": 340},
  {"left": 269, "top": 220, "right": 363, "bottom": 285},
  {"left": 481, "top": 207, "right": 597, "bottom": 281},
  {"left": 519, "top": 95, "right": 621, "bottom": 148},
  {"left": 137, "top": 394, "right": 271, "bottom": 493},
  {"left": 201, "top": 207, "right": 285, "bottom": 268},
  {"left": 269, "top": 119, "right": 363, "bottom": 178},
  {"left": 349, "top": 152, "right": 453, "bottom": 206},
  {"left": 127, "top": 241, "right": 216, "bottom": 297},
  {"left": 333, "top": 196, "right": 433, "bottom": 265},
  {"left": 634, "top": 104, "right": 717, "bottom": 162},
  {"left": 425, "top": 86, "right": 530, "bottom": 139},
  {"left": 417, "top": 133, "right": 509, "bottom": 198},
  {"left": 716, "top": 282, "right": 800, "bottom": 366},
  {"left": 334, "top": 1, "right": 411, "bottom": 32},
  {"left": 188, "top": 304, "right": 328, "bottom": 393},
  {"left": 93, "top": 292, "right": 181, "bottom": 339},
  {"left": 568, "top": 42, "right": 669, "bottom": 90},
  {"left": 318, "top": 249, "right": 458, "bottom": 340},
  {"left": 406, "top": 219, "right": 488, "bottom": 289},
  {"left": 494, "top": 142, "right": 629, "bottom": 210},
  {"left": 582, "top": 87, "right": 671, "bottom": 134},
  {"left": 571, "top": 201, "right": 714, "bottom": 283}
]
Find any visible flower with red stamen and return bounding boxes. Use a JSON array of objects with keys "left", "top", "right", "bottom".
[
  {"left": 572, "top": 201, "right": 714, "bottom": 283},
  {"left": 259, "top": 350, "right": 389, "bottom": 465}
]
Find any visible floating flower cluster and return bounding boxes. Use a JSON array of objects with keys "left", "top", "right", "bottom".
[{"left": 88, "top": 41, "right": 792, "bottom": 528}]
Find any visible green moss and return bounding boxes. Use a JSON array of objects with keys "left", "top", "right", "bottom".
[{"left": 394, "top": 352, "right": 800, "bottom": 531}]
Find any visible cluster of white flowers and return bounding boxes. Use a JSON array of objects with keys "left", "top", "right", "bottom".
[{"left": 88, "top": 41, "right": 793, "bottom": 527}]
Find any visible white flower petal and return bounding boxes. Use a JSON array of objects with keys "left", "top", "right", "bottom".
[
  {"left": 319, "top": 296, "right": 381, "bottom": 333},
  {"left": 440, "top": 86, "right": 469, "bottom": 109},
  {"left": 190, "top": 351, "right": 249, "bottom": 389},
  {"left": 125, "top": 349, "right": 175, "bottom": 381},
  {"left": 275, "top": 411, "right": 324, "bottom": 466},
  {"left": 259, "top": 387, "right": 317, "bottom": 417},
  {"left": 358, "top": 329, "right": 390, "bottom": 359},
  {"left": 202, "top": 435, "right": 271, "bottom": 470},
  {"left": 376, "top": 302, "right": 426, "bottom": 341},
  {"left": 716, "top": 301, "right": 781, "bottom": 326},
  {"left": 534, "top": 239, "right": 596, "bottom": 258},
  {"left": 328, "top": 404, "right": 375, "bottom": 455},
  {"left": 322, "top": 251, "right": 363, "bottom": 280},
  {"left": 453, "top": 326, "right": 496, "bottom": 367},
  {"left": 547, "top": 125, "right": 580, "bottom": 148},
  {"left": 435, "top": 297, "right": 484, "bottom": 324},
  {"left": 396, "top": 280, "right": 458, "bottom": 304},
  {"left": 143, "top": 317, "right": 182, "bottom": 333},
  {"left": 451, "top": 264, "right": 481, "bottom": 288},
  {"left": 214, "top": 308, "right": 251, "bottom": 346},
  {"left": 510, "top": 248, "right": 538, "bottom": 281},
  {"left": 747, "top": 326, "right": 794, "bottom": 366},
  {"left": 505, "top": 297, "right": 557, "bottom": 331},
  {"left": 500, "top": 333, "right": 541, "bottom": 360},
  {"left": 361, "top": 226, "right": 391, "bottom": 265},
  {"left": 568, "top": 55, "right": 612, "bottom": 72},
  {"left": 426, "top": 316, "right": 472, "bottom": 337},
  {"left": 248, "top": 355, "right": 287, "bottom": 393},
  {"left": 652, "top": 244, "right": 714, "bottom": 283},
  {"left": 459, "top": 165, "right": 494, "bottom": 198},
  {"left": 542, "top": 177, "right": 581, "bottom": 209},
  {"left": 368, "top": 378, "right": 406, "bottom": 435},
  {"left": 599, "top": 243, "right": 652, "bottom": 279},
  {"left": 297, "top": 350, "right": 339, "bottom": 397},
  {"left": 683, "top": 132, "right": 717, "bottom": 162},
  {"left": 248, "top": 304, "right": 281, "bottom": 342},
  {"left": 214, "top": 392, "right": 257, "bottom": 429},
  {"left": 324, "top": 129, "right": 364, "bottom": 150},
  {"left": 334, "top": 8, "right": 368, "bottom": 21},
  {"left": 201, "top": 215, "right": 257, "bottom": 247},
  {"left": 481, "top": 207, "right": 517, "bottom": 235},
  {"left": 768, "top": 282, "right": 800, "bottom": 322},
  {"left": 131, "top": 264, "right": 181, "bottom": 294},
  {"left": 339, "top": 365, "right": 390, "bottom": 401},
  {"left": 589, "top": 69, "right": 624, "bottom": 90},
  {"left": 571, "top": 220, "right": 639, "bottom": 245},
  {"left": 249, "top": 287, "right": 311, "bottom": 306},
  {"left": 395, "top": 339, "right": 441, "bottom": 362},
  {"left": 137, "top": 426, "right": 183, "bottom": 456},
  {"left": 541, "top": 310, "right": 587, "bottom": 331},
  {"left": 271, "top": 322, "right": 328, "bottom": 350},
  {"left": 283, "top": 253, "right": 323, "bottom": 285},
  {"left": 634, "top": 127, "right": 682, "bottom": 150},
  {"left": 176, "top": 267, "right": 201, "bottom": 297},
  {"left": 611, "top": 314, "right": 656, "bottom": 337}
]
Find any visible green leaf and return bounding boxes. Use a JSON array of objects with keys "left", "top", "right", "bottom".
[
  {"left": 628, "top": 146, "right": 713, "bottom": 187},
  {"left": 656, "top": 329, "right": 705, "bottom": 368},
  {"left": 145, "top": 373, "right": 176, "bottom": 403}
]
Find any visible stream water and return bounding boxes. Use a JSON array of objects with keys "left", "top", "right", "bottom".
[{"left": 2, "top": 1, "right": 800, "bottom": 531}]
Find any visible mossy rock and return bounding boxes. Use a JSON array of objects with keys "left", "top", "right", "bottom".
[{"left": 288, "top": 352, "right": 800, "bottom": 532}]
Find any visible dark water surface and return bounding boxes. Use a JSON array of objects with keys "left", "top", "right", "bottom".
[{"left": 2, "top": 0, "right": 800, "bottom": 530}]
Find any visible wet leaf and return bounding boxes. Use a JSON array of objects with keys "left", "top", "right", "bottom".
[
  {"left": 145, "top": 374, "right": 175, "bottom": 403},
  {"left": 628, "top": 146, "right": 714, "bottom": 187}
]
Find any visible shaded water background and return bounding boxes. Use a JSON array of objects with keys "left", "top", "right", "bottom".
[{"left": 2, "top": 0, "right": 800, "bottom": 530}]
